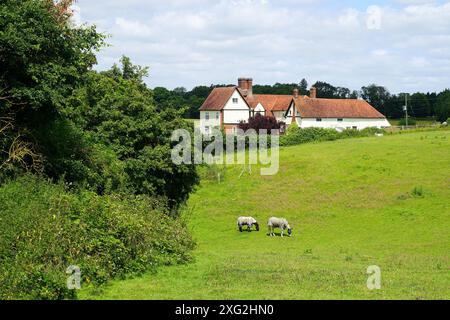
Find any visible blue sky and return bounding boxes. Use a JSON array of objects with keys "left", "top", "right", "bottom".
[{"left": 74, "top": 0, "right": 450, "bottom": 93}]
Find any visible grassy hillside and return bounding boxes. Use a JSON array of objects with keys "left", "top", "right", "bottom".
[{"left": 82, "top": 130, "right": 450, "bottom": 300}]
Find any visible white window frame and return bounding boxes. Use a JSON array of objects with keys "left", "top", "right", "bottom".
[{"left": 205, "top": 112, "right": 210, "bottom": 120}]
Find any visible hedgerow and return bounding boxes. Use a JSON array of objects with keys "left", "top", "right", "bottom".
[
  {"left": 279, "top": 127, "right": 385, "bottom": 147},
  {"left": 0, "top": 175, "right": 195, "bottom": 300}
]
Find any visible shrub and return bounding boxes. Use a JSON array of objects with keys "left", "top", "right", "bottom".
[
  {"left": 398, "top": 118, "right": 417, "bottom": 126},
  {"left": 238, "top": 114, "right": 283, "bottom": 132},
  {"left": 280, "top": 127, "right": 339, "bottom": 146},
  {"left": 279, "top": 127, "right": 385, "bottom": 147},
  {"left": 0, "top": 175, "right": 195, "bottom": 300},
  {"left": 286, "top": 122, "right": 300, "bottom": 135}
]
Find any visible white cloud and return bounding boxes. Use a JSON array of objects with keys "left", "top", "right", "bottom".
[{"left": 77, "top": 0, "right": 450, "bottom": 93}]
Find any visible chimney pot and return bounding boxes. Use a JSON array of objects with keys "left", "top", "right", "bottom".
[
  {"left": 246, "top": 78, "right": 253, "bottom": 98},
  {"left": 293, "top": 88, "right": 299, "bottom": 98}
]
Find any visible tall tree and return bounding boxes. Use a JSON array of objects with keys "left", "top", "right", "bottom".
[
  {"left": 312, "top": 81, "right": 337, "bottom": 98},
  {"left": 0, "top": 0, "right": 104, "bottom": 178},
  {"left": 299, "top": 78, "right": 308, "bottom": 95},
  {"left": 410, "top": 93, "right": 431, "bottom": 118},
  {"left": 66, "top": 59, "right": 199, "bottom": 208},
  {"left": 435, "top": 90, "right": 450, "bottom": 122},
  {"left": 360, "top": 84, "right": 391, "bottom": 116}
]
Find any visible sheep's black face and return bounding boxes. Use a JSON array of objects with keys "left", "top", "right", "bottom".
[{"left": 288, "top": 228, "right": 292, "bottom": 236}]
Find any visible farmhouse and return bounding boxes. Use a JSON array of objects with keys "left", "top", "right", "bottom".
[{"left": 199, "top": 78, "right": 391, "bottom": 134}]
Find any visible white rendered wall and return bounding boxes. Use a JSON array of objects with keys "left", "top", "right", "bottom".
[
  {"left": 200, "top": 111, "right": 221, "bottom": 134},
  {"left": 299, "top": 118, "right": 391, "bottom": 130},
  {"left": 223, "top": 90, "right": 250, "bottom": 124}
]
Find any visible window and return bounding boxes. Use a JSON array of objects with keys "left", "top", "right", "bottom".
[
  {"left": 316, "top": 118, "right": 322, "bottom": 122},
  {"left": 352, "top": 126, "right": 358, "bottom": 130},
  {"left": 205, "top": 126, "right": 210, "bottom": 134},
  {"left": 232, "top": 98, "right": 238, "bottom": 104},
  {"left": 216, "top": 112, "right": 220, "bottom": 120},
  {"left": 337, "top": 118, "right": 343, "bottom": 122},
  {"left": 205, "top": 112, "right": 209, "bottom": 120}
]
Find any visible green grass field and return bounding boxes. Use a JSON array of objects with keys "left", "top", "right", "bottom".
[{"left": 81, "top": 130, "right": 450, "bottom": 300}]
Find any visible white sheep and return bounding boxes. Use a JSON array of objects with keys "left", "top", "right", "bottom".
[
  {"left": 267, "top": 217, "right": 292, "bottom": 237},
  {"left": 237, "top": 217, "right": 260, "bottom": 232}
]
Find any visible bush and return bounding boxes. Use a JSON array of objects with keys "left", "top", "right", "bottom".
[
  {"left": 279, "top": 127, "right": 385, "bottom": 147},
  {"left": 398, "top": 118, "right": 417, "bottom": 126},
  {"left": 0, "top": 175, "right": 195, "bottom": 300},
  {"left": 280, "top": 127, "right": 339, "bottom": 146},
  {"left": 238, "top": 114, "right": 284, "bottom": 132}
]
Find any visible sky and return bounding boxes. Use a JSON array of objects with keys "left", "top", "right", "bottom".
[{"left": 74, "top": 0, "right": 450, "bottom": 93}]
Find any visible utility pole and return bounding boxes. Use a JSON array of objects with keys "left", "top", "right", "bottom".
[{"left": 404, "top": 93, "right": 409, "bottom": 127}]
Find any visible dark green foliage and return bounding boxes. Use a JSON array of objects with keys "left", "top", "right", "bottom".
[
  {"left": 398, "top": 118, "right": 417, "bottom": 126},
  {"left": 312, "top": 81, "right": 353, "bottom": 99},
  {"left": 0, "top": 0, "right": 104, "bottom": 180},
  {"left": 65, "top": 60, "right": 199, "bottom": 208},
  {"left": 0, "top": 175, "right": 195, "bottom": 300},
  {"left": 435, "top": 90, "right": 450, "bottom": 122},
  {"left": 0, "top": 1, "right": 198, "bottom": 301},
  {"left": 410, "top": 93, "right": 431, "bottom": 118},
  {"left": 360, "top": 84, "right": 391, "bottom": 116},
  {"left": 280, "top": 127, "right": 384, "bottom": 147}
]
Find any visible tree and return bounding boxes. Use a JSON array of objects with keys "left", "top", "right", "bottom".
[
  {"left": 360, "top": 84, "right": 391, "bottom": 116},
  {"left": 65, "top": 59, "right": 199, "bottom": 208},
  {"left": 435, "top": 90, "right": 450, "bottom": 122},
  {"left": 299, "top": 78, "right": 308, "bottom": 95},
  {"left": 384, "top": 94, "right": 405, "bottom": 119},
  {"left": 410, "top": 93, "right": 431, "bottom": 118},
  {"left": 0, "top": 0, "right": 104, "bottom": 179}
]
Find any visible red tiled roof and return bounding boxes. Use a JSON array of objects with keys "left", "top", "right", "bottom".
[
  {"left": 199, "top": 86, "right": 386, "bottom": 119},
  {"left": 199, "top": 87, "right": 236, "bottom": 111},
  {"left": 294, "top": 97, "right": 386, "bottom": 119},
  {"left": 244, "top": 94, "right": 293, "bottom": 112}
]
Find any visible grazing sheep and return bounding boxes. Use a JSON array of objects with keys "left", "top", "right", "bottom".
[
  {"left": 237, "top": 217, "right": 260, "bottom": 232},
  {"left": 267, "top": 217, "right": 292, "bottom": 237}
]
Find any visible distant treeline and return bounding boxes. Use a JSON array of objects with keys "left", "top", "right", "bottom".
[{"left": 154, "top": 79, "right": 450, "bottom": 122}]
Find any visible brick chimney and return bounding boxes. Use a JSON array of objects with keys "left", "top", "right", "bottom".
[
  {"left": 246, "top": 78, "right": 253, "bottom": 98},
  {"left": 238, "top": 77, "right": 253, "bottom": 98},
  {"left": 310, "top": 86, "right": 317, "bottom": 99},
  {"left": 293, "top": 88, "right": 299, "bottom": 98},
  {"left": 238, "top": 78, "right": 248, "bottom": 91}
]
